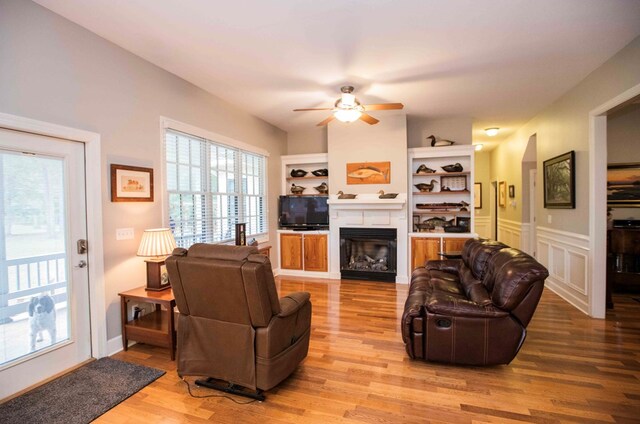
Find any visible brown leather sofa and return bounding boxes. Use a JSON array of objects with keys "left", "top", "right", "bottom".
[
  {"left": 166, "top": 244, "right": 311, "bottom": 399},
  {"left": 402, "top": 238, "right": 548, "bottom": 365}
]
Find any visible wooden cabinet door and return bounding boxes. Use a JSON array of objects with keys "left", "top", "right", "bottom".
[
  {"left": 303, "top": 234, "right": 328, "bottom": 272},
  {"left": 443, "top": 237, "right": 469, "bottom": 253},
  {"left": 411, "top": 238, "right": 441, "bottom": 270},
  {"left": 280, "top": 233, "right": 303, "bottom": 270}
]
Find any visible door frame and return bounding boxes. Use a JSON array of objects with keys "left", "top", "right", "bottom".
[
  {"left": 589, "top": 82, "right": 640, "bottom": 319},
  {"left": 0, "top": 112, "right": 106, "bottom": 357},
  {"left": 529, "top": 169, "right": 537, "bottom": 257}
]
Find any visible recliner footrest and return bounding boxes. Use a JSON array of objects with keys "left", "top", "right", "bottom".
[{"left": 195, "top": 377, "right": 265, "bottom": 401}]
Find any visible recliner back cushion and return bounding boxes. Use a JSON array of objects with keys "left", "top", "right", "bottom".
[
  {"left": 461, "top": 239, "right": 508, "bottom": 280},
  {"left": 484, "top": 248, "right": 549, "bottom": 311}
]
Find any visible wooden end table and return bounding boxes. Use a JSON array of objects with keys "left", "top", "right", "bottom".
[{"left": 119, "top": 286, "right": 176, "bottom": 360}]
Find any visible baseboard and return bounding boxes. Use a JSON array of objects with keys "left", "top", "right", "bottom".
[
  {"left": 545, "top": 280, "right": 589, "bottom": 315},
  {"left": 106, "top": 335, "right": 136, "bottom": 357}
]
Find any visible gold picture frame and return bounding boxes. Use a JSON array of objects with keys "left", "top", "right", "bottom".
[
  {"left": 110, "top": 164, "right": 154, "bottom": 202},
  {"left": 499, "top": 181, "right": 506, "bottom": 207}
]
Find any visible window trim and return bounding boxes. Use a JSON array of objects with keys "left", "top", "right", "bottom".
[{"left": 160, "top": 117, "right": 269, "bottom": 244}]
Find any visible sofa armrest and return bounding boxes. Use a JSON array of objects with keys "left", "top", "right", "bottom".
[
  {"left": 426, "top": 294, "right": 509, "bottom": 318},
  {"left": 425, "top": 259, "right": 461, "bottom": 274},
  {"left": 278, "top": 291, "right": 311, "bottom": 317}
]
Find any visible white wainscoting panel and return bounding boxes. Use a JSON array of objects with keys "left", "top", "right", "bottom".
[
  {"left": 497, "top": 218, "right": 521, "bottom": 249},
  {"left": 520, "top": 223, "right": 531, "bottom": 254},
  {"left": 475, "top": 215, "right": 491, "bottom": 239},
  {"left": 536, "top": 227, "right": 590, "bottom": 314}
]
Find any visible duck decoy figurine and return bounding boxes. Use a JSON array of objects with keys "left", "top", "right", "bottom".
[
  {"left": 290, "top": 169, "right": 308, "bottom": 177},
  {"left": 378, "top": 190, "right": 398, "bottom": 199},
  {"left": 459, "top": 200, "right": 470, "bottom": 211},
  {"left": 414, "top": 179, "right": 438, "bottom": 192},
  {"left": 314, "top": 182, "right": 328, "bottom": 194},
  {"left": 441, "top": 163, "right": 463, "bottom": 172},
  {"left": 427, "top": 135, "right": 455, "bottom": 147},
  {"left": 311, "top": 168, "right": 328, "bottom": 177},
  {"left": 337, "top": 191, "right": 357, "bottom": 199},
  {"left": 416, "top": 164, "right": 436, "bottom": 174},
  {"left": 290, "top": 183, "right": 305, "bottom": 195}
]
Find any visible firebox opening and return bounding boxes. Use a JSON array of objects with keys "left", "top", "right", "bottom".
[{"left": 340, "top": 228, "right": 397, "bottom": 282}]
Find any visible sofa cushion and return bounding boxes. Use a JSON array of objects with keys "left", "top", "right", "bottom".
[{"left": 462, "top": 239, "right": 508, "bottom": 280}]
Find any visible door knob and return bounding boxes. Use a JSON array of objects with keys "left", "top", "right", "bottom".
[{"left": 76, "top": 260, "right": 87, "bottom": 268}]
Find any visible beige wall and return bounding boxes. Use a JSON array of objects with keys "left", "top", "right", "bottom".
[
  {"left": 407, "top": 117, "right": 473, "bottom": 148},
  {"left": 328, "top": 112, "right": 408, "bottom": 194},
  {"left": 490, "top": 35, "right": 640, "bottom": 235},
  {"left": 474, "top": 151, "right": 491, "bottom": 217},
  {"left": 0, "top": 0, "right": 287, "bottom": 342},
  {"left": 608, "top": 103, "right": 640, "bottom": 220},
  {"left": 287, "top": 127, "right": 327, "bottom": 155}
]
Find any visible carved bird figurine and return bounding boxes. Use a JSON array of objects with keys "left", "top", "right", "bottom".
[
  {"left": 441, "top": 163, "right": 463, "bottom": 172},
  {"left": 337, "top": 191, "right": 357, "bottom": 199},
  {"left": 427, "top": 134, "right": 455, "bottom": 147},
  {"left": 416, "top": 164, "right": 436, "bottom": 174},
  {"left": 314, "top": 182, "right": 328, "bottom": 194},
  {"left": 290, "top": 169, "right": 308, "bottom": 177},
  {"left": 290, "top": 183, "right": 305, "bottom": 195},
  {"left": 414, "top": 180, "right": 438, "bottom": 192},
  {"left": 311, "top": 168, "right": 328, "bottom": 177},
  {"left": 378, "top": 190, "right": 398, "bottom": 199},
  {"left": 459, "top": 200, "right": 470, "bottom": 211}
]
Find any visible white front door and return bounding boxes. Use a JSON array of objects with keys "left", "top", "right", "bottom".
[{"left": 0, "top": 128, "right": 91, "bottom": 400}]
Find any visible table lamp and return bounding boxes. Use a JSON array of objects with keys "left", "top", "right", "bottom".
[{"left": 137, "top": 228, "right": 177, "bottom": 291}]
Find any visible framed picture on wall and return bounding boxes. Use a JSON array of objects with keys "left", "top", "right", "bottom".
[
  {"left": 346, "top": 161, "right": 390, "bottom": 185},
  {"left": 607, "top": 162, "right": 640, "bottom": 207},
  {"left": 543, "top": 150, "right": 575, "bottom": 209},
  {"left": 110, "top": 164, "right": 154, "bottom": 202},
  {"left": 508, "top": 185, "right": 515, "bottom": 198},
  {"left": 474, "top": 182, "right": 482, "bottom": 209},
  {"left": 499, "top": 181, "right": 506, "bottom": 207}
]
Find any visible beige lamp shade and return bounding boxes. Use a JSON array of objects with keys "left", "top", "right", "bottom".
[{"left": 137, "top": 228, "right": 177, "bottom": 258}]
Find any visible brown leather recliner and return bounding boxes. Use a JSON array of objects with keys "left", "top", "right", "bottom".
[
  {"left": 166, "top": 244, "right": 311, "bottom": 399},
  {"left": 402, "top": 238, "right": 548, "bottom": 365}
]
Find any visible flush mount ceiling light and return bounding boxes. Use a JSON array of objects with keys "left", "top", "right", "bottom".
[
  {"left": 474, "top": 144, "right": 483, "bottom": 151},
  {"left": 484, "top": 127, "right": 500, "bottom": 137}
]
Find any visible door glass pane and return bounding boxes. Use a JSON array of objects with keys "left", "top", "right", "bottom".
[{"left": 0, "top": 150, "right": 69, "bottom": 366}]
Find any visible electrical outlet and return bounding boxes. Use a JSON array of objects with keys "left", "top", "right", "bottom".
[
  {"left": 130, "top": 303, "right": 139, "bottom": 319},
  {"left": 547, "top": 215, "right": 552, "bottom": 224}
]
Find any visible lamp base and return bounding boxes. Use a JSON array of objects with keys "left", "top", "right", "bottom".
[{"left": 145, "top": 258, "right": 170, "bottom": 291}]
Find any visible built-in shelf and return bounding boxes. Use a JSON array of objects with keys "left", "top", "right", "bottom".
[
  {"left": 284, "top": 193, "right": 328, "bottom": 197},
  {"left": 286, "top": 176, "right": 328, "bottom": 181},
  {"left": 412, "top": 171, "right": 470, "bottom": 177},
  {"left": 413, "top": 190, "right": 470, "bottom": 195},
  {"left": 414, "top": 210, "right": 471, "bottom": 215}
]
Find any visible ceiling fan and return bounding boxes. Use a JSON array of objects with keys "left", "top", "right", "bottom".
[{"left": 293, "top": 86, "right": 404, "bottom": 126}]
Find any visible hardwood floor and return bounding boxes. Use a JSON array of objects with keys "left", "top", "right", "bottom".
[{"left": 104, "top": 277, "right": 640, "bottom": 423}]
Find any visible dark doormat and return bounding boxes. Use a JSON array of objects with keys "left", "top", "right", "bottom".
[{"left": 0, "top": 357, "right": 165, "bottom": 424}]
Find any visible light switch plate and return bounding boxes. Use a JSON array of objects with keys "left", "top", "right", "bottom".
[{"left": 116, "top": 228, "right": 134, "bottom": 240}]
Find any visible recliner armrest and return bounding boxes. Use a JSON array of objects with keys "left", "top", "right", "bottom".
[
  {"left": 426, "top": 295, "right": 509, "bottom": 318},
  {"left": 278, "top": 292, "right": 311, "bottom": 317}
]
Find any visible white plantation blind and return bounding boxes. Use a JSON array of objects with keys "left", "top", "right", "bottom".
[{"left": 165, "top": 130, "right": 267, "bottom": 247}]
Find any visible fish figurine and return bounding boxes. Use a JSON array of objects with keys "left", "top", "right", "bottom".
[
  {"left": 347, "top": 165, "right": 388, "bottom": 180},
  {"left": 290, "top": 169, "right": 308, "bottom": 177},
  {"left": 314, "top": 182, "right": 328, "bottom": 194},
  {"left": 290, "top": 183, "right": 305, "bottom": 195},
  {"left": 378, "top": 190, "right": 398, "bottom": 199},
  {"left": 427, "top": 135, "right": 455, "bottom": 147},
  {"left": 416, "top": 164, "right": 436, "bottom": 174},
  {"left": 423, "top": 217, "right": 455, "bottom": 227},
  {"left": 311, "top": 168, "right": 328, "bottom": 177},
  {"left": 441, "top": 163, "right": 463, "bottom": 172},
  {"left": 337, "top": 191, "right": 357, "bottom": 199},
  {"left": 414, "top": 179, "right": 438, "bottom": 192}
]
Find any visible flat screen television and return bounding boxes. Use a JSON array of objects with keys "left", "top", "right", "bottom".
[{"left": 278, "top": 195, "right": 329, "bottom": 229}]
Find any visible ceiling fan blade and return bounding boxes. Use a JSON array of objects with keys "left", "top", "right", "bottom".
[
  {"left": 362, "top": 103, "right": 404, "bottom": 111},
  {"left": 316, "top": 115, "right": 335, "bottom": 126},
  {"left": 293, "top": 108, "right": 333, "bottom": 111},
  {"left": 359, "top": 113, "right": 379, "bottom": 125}
]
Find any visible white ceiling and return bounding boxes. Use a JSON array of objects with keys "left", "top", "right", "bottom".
[{"left": 34, "top": 0, "right": 640, "bottom": 145}]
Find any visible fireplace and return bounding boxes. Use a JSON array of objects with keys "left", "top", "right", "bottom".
[{"left": 340, "top": 227, "right": 397, "bottom": 282}]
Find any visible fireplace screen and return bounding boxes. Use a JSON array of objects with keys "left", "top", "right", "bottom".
[{"left": 340, "top": 228, "right": 397, "bottom": 282}]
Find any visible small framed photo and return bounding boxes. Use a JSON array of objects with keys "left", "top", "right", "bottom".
[
  {"left": 110, "top": 164, "right": 154, "bottom": 202},
  {"left": 499, "top": 181, "right": 506, "bottom": 207},
  {"left": 456, "top": 216, "right": 470, "bottom": 231},
  {"left": 474, "top": 182, "right": 482, "bottom": 209},
  {"left": 508, "top": 185, "right": 515, "bottom": 198}
]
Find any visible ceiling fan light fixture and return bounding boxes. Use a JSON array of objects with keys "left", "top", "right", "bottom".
[
  {"left": 333, "top": 108, "right": 362, "bottom": 123},
  {"left": 484, "top": 127, "right": 500, "bottom": 137},
  {"left": 341, "top": 92, "right": 356, "bottom": 107}
]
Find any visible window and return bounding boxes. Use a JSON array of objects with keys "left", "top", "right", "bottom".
[{"left": 165, "top": 129, "right": 267, "bottom": 247}]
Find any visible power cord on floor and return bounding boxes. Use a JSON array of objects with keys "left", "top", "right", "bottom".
[{"left": 181, "top": 378, "right": 259, "bottom": 404}]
